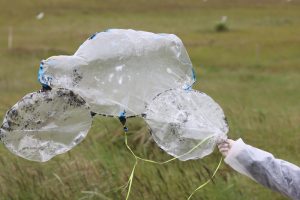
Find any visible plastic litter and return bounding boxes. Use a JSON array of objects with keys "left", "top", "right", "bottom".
[
  {"left": 0, "top": 88, "right": 92, "bottom": 162},
  {"left": 144, "top": 89, "right": 228, "bottom": 161},
  {"left": 39, "top": 29, "right": 195, "bottom": 116}
]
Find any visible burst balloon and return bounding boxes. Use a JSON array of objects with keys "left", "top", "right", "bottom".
[{"left": 0, "top": 88, "right": 92, "bottom": 162}]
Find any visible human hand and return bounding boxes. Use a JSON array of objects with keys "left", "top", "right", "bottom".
[{"left": 217, "top": 139, "right": 235, "bottom": 157}]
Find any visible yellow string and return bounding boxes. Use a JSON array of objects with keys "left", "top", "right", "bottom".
[
  {"left": 123, "top": 131, "right": 223, "bottom": 200},
  {"left": 187, "top": 157, "right": 223, "bottom": 200},
  {"left": 125, "top": 159, "right": 138, "bottom": 200},
  {"left": 124, "top": 132, "right": 214, "bottom": 164}
]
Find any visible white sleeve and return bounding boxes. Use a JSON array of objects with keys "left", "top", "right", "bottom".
[{"left": 224, "top": 138, "right": 300, "bottom": 200}]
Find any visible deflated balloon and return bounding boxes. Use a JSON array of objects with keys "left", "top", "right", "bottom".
[
  {"left": 144, "top": 89, "right": 228, "bottom": 161},
  {"left": 39, "top": 29, "right": 195, "bottom": 116},
  {"left": 0, "top": 88, "right": 92, "bottom": 162}
]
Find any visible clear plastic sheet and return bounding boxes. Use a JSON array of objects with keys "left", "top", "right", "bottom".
[
  {"left": 0, "top": 88, "right": 92, "bottom": 162},
  {"left": 144, "top": 89, "right": 228, "bottom": 161},
  {"left": 39, "top": 29, "right": 195, "bottom": 116},
  {"left": 0, "top": 29, "right": 229, "bottom": 165}
]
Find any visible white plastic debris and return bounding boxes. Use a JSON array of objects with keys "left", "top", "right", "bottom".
[
  {"left": 39, "top": 29, "right": 195, "bottom": 116},
  {"left": 144, "top": 89, "right": 228, "bottom": 161},
  {"left": 0, "top": 88, "right": 92, "bottom": 162},
  {"left": 221, "top": 16, "right": 228, "bottom": 23},
  {"left": 36, "top": 12, "right": 44, "bottom": 20}
]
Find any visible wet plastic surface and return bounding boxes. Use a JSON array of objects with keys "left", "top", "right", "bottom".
[
  {"left": 144, "top": 89, "right": 228, "bottom": 161},
  {"left": 39, "top": 29, "right": 194, "bottom": 116},
  {"left": 0, "top": 89, "right": 92, "bottom": 162},
  {"left": 1, "top": 29, "right": 229, "bottom": 163}
]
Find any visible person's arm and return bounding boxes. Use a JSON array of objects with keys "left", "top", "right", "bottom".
[{"left": 218, "top": 139, "right": 300, "bottom": 200}]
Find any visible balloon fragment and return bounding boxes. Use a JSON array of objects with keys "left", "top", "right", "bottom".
[
  {"left": 0, "top": 88, "right": 92, "bottom": 162},
  {"left": 0, "top": 28, "right": 229, "bottom": 199},
  {"left": 143, "top": 89, "right": 228, "bottom": 161},
  {"left": 38, "top": 29, "right": 195, "bottom": 117}
]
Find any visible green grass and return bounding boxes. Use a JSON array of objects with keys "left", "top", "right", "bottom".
[{"left": 0, "top": 0, "right": 299, "bottom": 199}]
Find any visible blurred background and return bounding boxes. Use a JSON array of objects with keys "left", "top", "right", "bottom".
[{"left": 0, "top": 0, "right": 299, "bottom": 199}]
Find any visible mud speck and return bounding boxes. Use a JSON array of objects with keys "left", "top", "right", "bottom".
[{"left": 72, "top": 69, "right": 83, "bottom": 87}]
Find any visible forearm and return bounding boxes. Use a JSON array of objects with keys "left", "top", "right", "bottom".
[{"left": 224, "top": 139, "right": 300, "bottom": 200}]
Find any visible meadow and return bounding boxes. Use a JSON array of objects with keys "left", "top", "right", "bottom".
[{"left": 0, "top": 0, "right": 299, "bottom": 199}]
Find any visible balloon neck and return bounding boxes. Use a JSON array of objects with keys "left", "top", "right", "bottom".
[{"left": 118, "top": 111, "right": 128, "bottom": 132}]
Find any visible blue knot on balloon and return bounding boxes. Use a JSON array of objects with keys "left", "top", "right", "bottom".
[
  {"left": 38, "top": 61, "right": 51, "bottom": 89},
  {"left": 89, "top": 32, "right": 98, "bottom": 40},
  {"left": 118, "top": 110, "right": 128, "bottom": 132}
]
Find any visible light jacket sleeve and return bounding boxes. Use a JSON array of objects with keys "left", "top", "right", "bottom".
[{"left": 224, "top": 138, "right": 300, "bottom": 200}]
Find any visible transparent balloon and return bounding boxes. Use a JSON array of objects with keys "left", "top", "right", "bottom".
[
  {"left": 39, "top": 29, "right": 195, "bottom": 116},
  {"left": 0, "top": 88, "right": 92, "bottom": 162},
  {"left": 144, "top": 89, "right": 228, "bottom": 161}
]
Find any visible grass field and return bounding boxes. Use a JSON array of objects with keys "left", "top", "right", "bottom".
[{"left": 0, "top": 0, "right": 299, "bottom": 199}]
